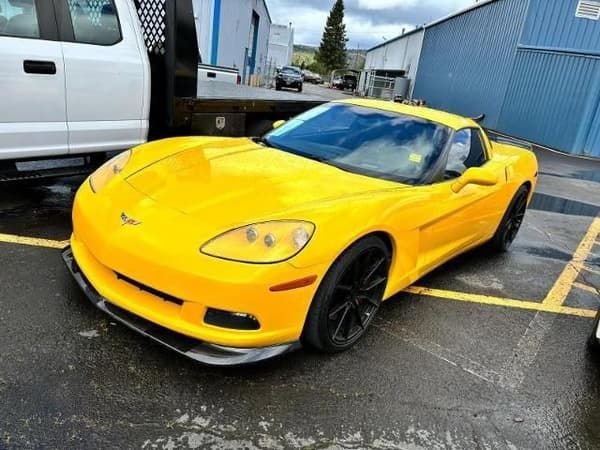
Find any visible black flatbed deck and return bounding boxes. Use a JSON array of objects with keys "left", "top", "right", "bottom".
[{"left": 174, "top": 81, "right": 326, "bottom": 136}]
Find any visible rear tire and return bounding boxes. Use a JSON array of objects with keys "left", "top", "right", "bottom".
[
  {"left": 490, "top": 185, "right": 529, "bottom": 252},
  {"left": 298, "top": 85, "right": 303, "bottom": 93},
  {"left": 302, "top": 236, "right": 391, "bottom": 353},
  {"left": 275, "top": 84, "right": 281, "bottom": 91}
]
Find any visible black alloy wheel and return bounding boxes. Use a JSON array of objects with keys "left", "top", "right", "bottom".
[
  {"left": 302, "top": 236, "right": 391, "bottom": 352},
  {"left": 491, "top": 185, "right": 529, "bottom": 252}
]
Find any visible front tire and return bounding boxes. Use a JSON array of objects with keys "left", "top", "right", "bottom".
[
  {"left": 302, "top": 236, "right": 391, "bottom": 352},
  {"left": 490, "top": 185, "right": 529, "bottom": 252}
]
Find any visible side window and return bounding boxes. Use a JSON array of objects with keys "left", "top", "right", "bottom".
[
  {"left": 445, "top": 128, "right": 487, "bottom": 178},
  {"left": 0, "top": 0, "right": 40, "bottom": 39},
  {"left": 66, "top": 0, "right": 121, "bottom": 45}
]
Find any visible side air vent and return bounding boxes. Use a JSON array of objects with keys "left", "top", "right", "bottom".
[{"left": 576, "top": 1, "right": 600, "bottom": 20}]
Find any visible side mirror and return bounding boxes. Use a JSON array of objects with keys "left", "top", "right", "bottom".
[
  {"left": 451, "top": 167, "right": 498, "bottom": 193},
  {"left": 272, "top": 120, "right": 286, "bottom": 130}
]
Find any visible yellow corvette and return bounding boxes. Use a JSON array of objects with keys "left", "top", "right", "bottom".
[{"left": 63, "top": 99, "right": 538, "bottom": 365}]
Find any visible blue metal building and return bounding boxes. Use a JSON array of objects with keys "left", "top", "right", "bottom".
[{"left": 413, "top": 0, "right": 600, "bottom": 157}]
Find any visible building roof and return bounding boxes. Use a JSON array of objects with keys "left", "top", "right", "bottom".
[
  {"left": 367, "top": 0, "right": 499, "bottom": 53},
  {"left": 367, "top": 26, "right": 424, "bottom": 53},
  {"left": 262, "top": 0, "right": 272, "bottom": 24}
]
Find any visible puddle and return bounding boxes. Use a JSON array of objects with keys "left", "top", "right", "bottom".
[
  {"left": 519, "top": 246, "right": 572, "bottom": 262},
  {"left": 529, "top": 193, "right": 600, "bottom": 218},
  {"left": 574, "top": 170, "right": 600, "bottom": 183},
  {"left": 538, "top": 170, "right": 600, "bottom": 184}
]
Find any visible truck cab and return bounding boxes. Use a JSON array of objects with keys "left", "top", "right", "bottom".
[{"left": 0, "top": 0, "right": 150, "bottom": 161}]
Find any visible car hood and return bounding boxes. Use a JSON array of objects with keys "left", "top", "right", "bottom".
[{"left": 125, "top": 138, "right": 399, "bottom": 225}]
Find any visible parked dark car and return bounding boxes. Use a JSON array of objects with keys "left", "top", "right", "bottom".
[
  {"left": 276, "top": 66, "right": 303, "bottom": 92},
  {"left": 335, "top": 74, "right": 357, "bottom": 91}
]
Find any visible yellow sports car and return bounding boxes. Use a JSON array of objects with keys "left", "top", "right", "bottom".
[{"left": 63, "top": 99, "right": 538, "bottom": 365}]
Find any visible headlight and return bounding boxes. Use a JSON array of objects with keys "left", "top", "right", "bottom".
[
  {"left": 89, "top": 150, "right": 131, "bottom": 193},
  {"left": 201, "top": 221, "right": 315, "bottom": 263}
]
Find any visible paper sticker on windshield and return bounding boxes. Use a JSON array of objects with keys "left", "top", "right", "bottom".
[{"left": 409, "top": 153, "right": 423, "bottom": 164}]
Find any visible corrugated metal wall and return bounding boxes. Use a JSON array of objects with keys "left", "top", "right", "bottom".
[
  {"left": 498, "top": 50, "right": 600, "bottom": 156},
  {"left": 509, "top": 0, "right": 600, "bottom": 157},
  {"left": 521, "top": 0, "right": 600, "bottom": 55},
  {"left": 413, "top": 0, "right": 528, "bottom": 128},
  {"left": 412, "top": 0, "right": 600, "bottom": 157}
]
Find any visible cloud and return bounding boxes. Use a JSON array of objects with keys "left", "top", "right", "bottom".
[
  {"left": 356, "top": 0, "right": 473, "bottom": 10},
  {"left": 267, "top": 0, "right": 476, "bottom": 48}
]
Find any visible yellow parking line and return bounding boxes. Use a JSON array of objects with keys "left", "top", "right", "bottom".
[
  {"left": 573, "top": 281, "right": 599, "bottom": 296},
  {"left": 0, "top": 233, "right": 68, "bottom": 250},
  {"left": 582, "top": 265, "right": 600, "bottom": 277},
  {"left": 544, "top": 217, "right": 600, "bottom": 307},
  {"left": 405, "top": 286, "right": 597, "bottom": 318}
]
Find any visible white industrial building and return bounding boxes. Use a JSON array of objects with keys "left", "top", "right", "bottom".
[
  {"left": 267, "top": 23, "right": 294, "bottom": 72},
  {"left": 193, "top": 0, "right": 272, "bottom": 85},
  {"left": 359, "top": 27, "right": 424, "bottom": 98}
]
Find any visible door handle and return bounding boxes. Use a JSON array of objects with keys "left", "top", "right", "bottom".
[{"left": 23, "top": 60, "right": 57, "bottom": 75}]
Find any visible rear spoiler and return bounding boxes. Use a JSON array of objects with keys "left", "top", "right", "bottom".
[{"left": 485, "top": 129, "right": 533, "bottom": 150}]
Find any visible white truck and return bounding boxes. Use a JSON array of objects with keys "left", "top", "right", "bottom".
[{"left": 0, "top": 0, "right": 323, "bottom": 180}]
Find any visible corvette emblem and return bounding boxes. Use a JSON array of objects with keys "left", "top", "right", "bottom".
[{"left": 120, "top": 212, "right": 142, "bottom": 226}]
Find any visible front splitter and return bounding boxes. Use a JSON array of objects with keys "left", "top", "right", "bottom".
[{"left": 62, "top": 247, "right": 301, "bottom": 366}]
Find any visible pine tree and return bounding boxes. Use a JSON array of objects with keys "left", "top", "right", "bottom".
[{"left": 316, "top": 0, "right": 348, "bottom": 73}]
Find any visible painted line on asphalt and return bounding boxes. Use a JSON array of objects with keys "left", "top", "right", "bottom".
[
  {"left": 582, "top": 265, "right": 600, "bottom": 277},
  {"left": 573, "top": 281, "right": 599, "bottom": 296},
  {"left": 375, "top": 319, "right": 511, "bottom": 389},
  {"left": 404, "top": 286, "right": 596, "bottom": 318},
  {"left": 498, "top": 311, "right": 556, "bottom": 390},
  {"left": 544, "top": 217, "right": 600, "bottom": 308},
  {"left": 0, "top": 233, "right": 68, "bottom": 250}
]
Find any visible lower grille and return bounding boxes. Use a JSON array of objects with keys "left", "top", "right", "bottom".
[{"left": 115, "top": 272, "right": 184, "bottom": 306}]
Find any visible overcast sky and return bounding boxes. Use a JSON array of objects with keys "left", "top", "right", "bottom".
[{"left": 267, "top": 0, "right": 476, "bottom": 50}]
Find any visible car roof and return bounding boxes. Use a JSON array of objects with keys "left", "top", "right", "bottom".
[{"left": 337, "top": 98, "right": 478, "bottom": 130}]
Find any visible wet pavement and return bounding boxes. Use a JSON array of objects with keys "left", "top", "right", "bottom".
[{"left": 1, "top": 146, "right": 599, "bottom": 449}]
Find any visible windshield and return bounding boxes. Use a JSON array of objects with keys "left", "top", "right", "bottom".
[
  {"left": 281, "top": 67, "right": 301, "bottom": 76},
  {"left": 264, "top": 103, "right": 453, "bottom": 184}
]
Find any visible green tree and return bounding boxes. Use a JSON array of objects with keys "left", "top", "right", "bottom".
[{"left": 315, "top": 0, "right": 348, "bottom": 73}]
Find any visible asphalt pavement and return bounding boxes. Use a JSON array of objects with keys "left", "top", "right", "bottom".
[{"left": 1, "top": 140, "right": 599, "bottom": 449}]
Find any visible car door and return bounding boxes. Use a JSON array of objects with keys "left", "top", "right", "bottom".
[
  {"left": 56, "top": 0, "right": 147, "bottom": 155},
  {"left": 420, "top": 128, "right": 505, "bottom": 272},
  {"left": 0, "top": 0, "right": 67, "bottom": 160}
]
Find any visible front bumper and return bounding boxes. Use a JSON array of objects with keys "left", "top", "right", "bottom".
[
  {"left": 278, "top": 79, "right": 301, "bottom": 88},
  {"left": 63, "top": 247, "right": 300, "bottom": 366}
]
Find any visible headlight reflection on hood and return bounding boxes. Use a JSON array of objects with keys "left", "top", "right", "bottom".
[{"left": 89, "top": 150, "right": 132, "bottom": 193}]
